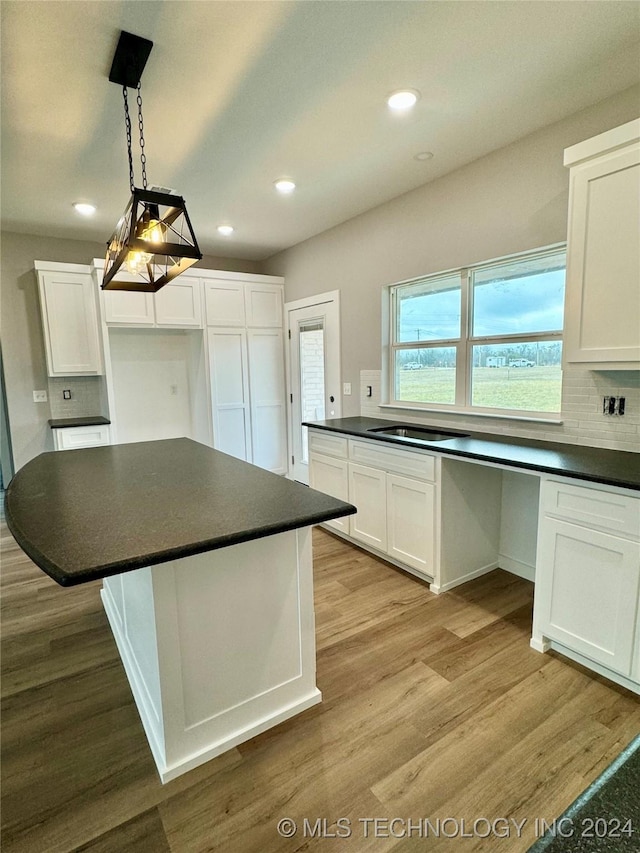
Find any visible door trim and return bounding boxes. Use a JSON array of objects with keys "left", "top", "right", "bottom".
[{"left": 285, "top": 291, "right": 341, "bottom": 480}]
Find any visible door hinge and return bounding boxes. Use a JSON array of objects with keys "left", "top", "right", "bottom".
[
  {"left": 291, "top": 455, "right": 294, "bottom": 464},
  {"left": 288, "top": 329, "right": 291, "bottom": 339},
  {"left": 290, "top": 393, "right": 293, "bottom": 403}
]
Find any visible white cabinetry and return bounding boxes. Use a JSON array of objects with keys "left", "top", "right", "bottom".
[
  {"left": 308, "top": 432, "right": 349, "bottom": 533},
  {"left": 206, "top": 281, "right": 287, "bottom": 474},
  {"left": 207, "top": 328, "right": 252, "bottom": 462},
  {"left": 204, "top": 281, "right": 245, "bottom": 327},
  {"left": 348, "top": 463, "right": 388, "bottom": 551},
  {"left": 35, "top": 262, "right": 102, "bottom": 376},
  {"left": 154, "top": 280, "right": 202, "bottom": 327},
  {"left": 310, "top": 432, "right": 439, "bottom": 582},
  {"left": 533, "top": 479, "right": 640, "bottom": 689},
  {"left": 208, "top": 327, "right": 287, "bottom": 474},
  {"left": 53, "top": 424, "right": 111, "bottom": 451},
  {"left": 563, "top": 119, "right": 640, "bottom": 369},
  {"left": 103, "top": 278, "right": 202, "bottom": 328},
  {"left": 387, "top": 473, "right": 436, "bottom": 575},
  {"left": 245, "top": 284, "right": 283, "bottom": 328},
  {"left": 247, "top": 329, "right": 287, "bottom": 475}
]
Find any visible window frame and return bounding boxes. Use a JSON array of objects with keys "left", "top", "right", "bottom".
[{"left": 385, "top": 244, "right": 566, "bottom": 421}]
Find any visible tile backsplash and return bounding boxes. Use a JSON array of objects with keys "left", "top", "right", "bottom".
[
  {"left": 360, "top": 368, "right": 639, "bottom": 452},
  {"left": 48, "top": 376, "right": 106, "bottom": 419}
]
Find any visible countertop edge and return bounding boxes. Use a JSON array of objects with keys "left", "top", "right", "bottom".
[
  {"left": 5, "top": 492, "right": 356, "bottom": 587},
  {"left": 48, "top": 416, "right": 111, "bottom": 429},
  {"left": 304, "top": 420, "right": 640, "bottom": 492}
]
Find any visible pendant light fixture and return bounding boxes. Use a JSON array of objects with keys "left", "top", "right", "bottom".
[{"left": 102, "top": 31, "right": 202, "bottom": 292}]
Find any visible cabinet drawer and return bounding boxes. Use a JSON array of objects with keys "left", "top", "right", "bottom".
[
  {"left": 348, "top": 438, "right": 436, "bottom": 481},
  {"left": 542, "top": 480, "right": 640, "bottom": 539},
  {"left": 54, "top": 425, "right": 111, "bottom": 451},
  {"left": 308, "top": 430, "right": 348, "bottom": 459}
]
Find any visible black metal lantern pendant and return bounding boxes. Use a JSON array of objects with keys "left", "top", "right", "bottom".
[{"left": 103, "top": 31, "right": 202, "bottom": 292}]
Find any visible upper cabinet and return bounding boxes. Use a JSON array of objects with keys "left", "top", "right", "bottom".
[
  {"left": 204, "top": 281, "right": 246, "bottom": 327},
  {"left": 245, "top": 284, "right": 283, "bottom": 328},
  {"left": 204, "top": 276, "right": 284, "bottom": 328},
  {"left": 35, "top": 262, "right": 103, "bottom": 376},
  {"left": 102, "top": 277, "right": 202, "bottom": 329},
  {"left": 563, "top": 119, "right": 640, "bottom": 369}
]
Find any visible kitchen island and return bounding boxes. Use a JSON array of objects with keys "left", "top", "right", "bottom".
[{"left": 5, "top": 438, "right": 355, "bottom": 782}]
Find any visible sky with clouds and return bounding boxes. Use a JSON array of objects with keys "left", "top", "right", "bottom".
[{"left": 398, "top": 270, "right": 565, "bottom": 341}]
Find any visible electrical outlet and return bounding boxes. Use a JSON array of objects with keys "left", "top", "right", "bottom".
[
  {"left": 170, "top": 384, "right": 178, "bottom": 396},
  {"left": 366, "top": 385, "right": 373, "bottom": 398},
  {"left": 33, "top": 390, "right": 47, "bottom": 403},
  {"left": 63, "top": 389, "right": 72, "bottom": 400},
  {"left": 343, "top": 382, "right": 352, "bottom": 396},
  {"left": 603, "top": 395, "right": 626, "bottom": 416}
]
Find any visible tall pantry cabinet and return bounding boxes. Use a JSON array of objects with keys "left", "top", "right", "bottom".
[{"left": 205, "top": 278, "right": 287, "bottom": 475}]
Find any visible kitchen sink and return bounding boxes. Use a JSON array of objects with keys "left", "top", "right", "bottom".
[{"left": 367, "top": 425, "right": 469, "bottom": 442}]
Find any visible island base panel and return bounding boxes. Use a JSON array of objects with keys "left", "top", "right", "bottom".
[{"left": 101, "top": 527, "right": 321, "bottom": 782}]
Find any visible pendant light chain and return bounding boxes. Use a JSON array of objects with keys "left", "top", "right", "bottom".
[
  {"left": 122, "top": 86, "right": 135, "bottom": 194},
  {"left": 121, "top": 82, "right": 148, "bottom": 192},
  {"left": 136, "top": 82, "right": 148, "bottom": 190}
]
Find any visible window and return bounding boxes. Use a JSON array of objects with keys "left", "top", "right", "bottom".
[{"left": 388, "top": 246, "right": 566, "bottom": 417}]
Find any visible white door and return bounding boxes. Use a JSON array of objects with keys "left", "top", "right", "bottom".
[
  {"left": 287, "top": 292, "right": 341, "bottom": 483},
  {"left": 208, "top": 328, "right": 252, "bottom": 461}
]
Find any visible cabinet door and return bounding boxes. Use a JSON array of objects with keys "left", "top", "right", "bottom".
[
  {"left": 309, "top": 453, "right": 349, "bottom": 533},
  {"left": 208, "top": 329, "right": 251, "bottom": 462},
  {"left": 39, "top": 272, "right": 102, "bottom": 375},
  {"left": 204, "top": 281, "right": 245, "bottom": 327},
  {"left": 348, "top": 462, "right": 387, "bottom": 551},
  {"left": 247, "top": 329, "right": 287, "bottom": 474},
  {"left": 387, "top": 473, "right": 435, "bottom": 577},
  {"left": 564, "top": 142, "right": 640, "bottom": 366},
  {"left": 245, "top": 285, "right": 283, "bottom": 328},
  {"left": 54, "top": 425, "right": 111, "bottom": 450},
  {"left": 155, "top": 280, "right": 202, "bottom": 328},
  {"left": 104, "top": 290, "right": 155, "bottom": 326},
  {"left": 535, "top": 517, "right": 640, "bottom": 676}
]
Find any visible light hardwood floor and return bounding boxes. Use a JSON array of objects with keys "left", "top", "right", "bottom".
[{"left": 1, "top": 522, "right": 638, "bottom": 853}]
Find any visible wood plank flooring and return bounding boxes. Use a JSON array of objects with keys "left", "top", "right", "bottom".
[{"left": 2, "top": 521, "right": 639, "bottom": 852}]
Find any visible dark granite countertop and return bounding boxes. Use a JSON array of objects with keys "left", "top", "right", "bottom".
[
  {"left": 48, "top": 416, "right": 111, "bottom": 429},
  {"left": 6, "top": 438, "right": 355, "bottom": 587},
  {"left": 304, "top": 417, "right": 640, "bottom": 491},
  {"left": 528, "top": 735, "right": 640, "bottom": 852}
]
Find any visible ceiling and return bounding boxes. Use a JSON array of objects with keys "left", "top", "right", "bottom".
[{"left": 1, "top": 1, "right": 639, "bottom": 261}]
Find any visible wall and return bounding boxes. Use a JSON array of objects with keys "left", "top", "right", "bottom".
[
  {"left": 0, "top": 230, "right": 263, "bottom": 472},
  {"left": 265, "top": 86, "right": 640, "bottom": 451}
]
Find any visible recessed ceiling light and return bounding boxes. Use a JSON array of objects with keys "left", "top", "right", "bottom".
[
  {"left": 414, "top": 151, "right": 434, "bottom": 161},
  {"left": 387, "top": 89, "right": 420, "bottom": 111},
  {"left": 73, "top": 202, "right": 96, "bottom": 216},
  {"left": 274, "top": 179, "right": 296, "bottom": 194},
  {"left": 217, "top": 225, "right": 234, "bottom": 236}
]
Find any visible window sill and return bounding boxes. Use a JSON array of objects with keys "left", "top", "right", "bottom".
[{"left": 379, "top": 402, "right": 563, "bottom": 425}]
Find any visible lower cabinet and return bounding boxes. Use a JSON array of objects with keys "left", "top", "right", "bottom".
[
  {"left": 53, "top": 425, "right": 111, "bottom": 451},
  {"left": 533, "top": 479, "right": 640, "bottom": 687},
  {"left": 310, "top": 432, "right": 438, "bottom": 582},
  {"left": 348, "top": 463, "right": 387, "bottom": 551},
  {"left": 387, "top": 473, "right": 435, "bottom": 576},
  {"left": 308, "top": 454, "right": 349, "bottom": 534}
]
